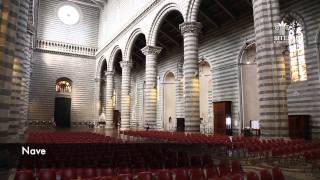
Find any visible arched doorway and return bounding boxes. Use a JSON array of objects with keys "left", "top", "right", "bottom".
[
  {"left": 112, "top": 50, "right": 123, "bottom": 129},
  {"left": 54, "top": 78, "right": 72, "bottom": 128},
  {"left": 164, "top": 72, "right": 176, "bottom": 131},
  {"left": 239, "top": 43, "right": 260, "bottom": 129},
  {"left": 199, "top": 60, "right": 212, "bottom": 132},
  {"left": 128, "top": 33, "right": 146, "bottom": 129}
]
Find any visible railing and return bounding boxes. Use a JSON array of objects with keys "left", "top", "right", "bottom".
[{"left": 36, "top": 39, "right": 97, "bottom": 57}]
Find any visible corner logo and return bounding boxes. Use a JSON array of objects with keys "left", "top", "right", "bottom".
[{"left": 273, "top": 21, "right": 289, "bottom": 44}]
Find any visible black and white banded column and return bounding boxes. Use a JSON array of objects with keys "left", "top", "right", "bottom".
[
  {"left": 179, "top": 22, "right": 202, "bottom": 132},
  {"left": 120, "top": 61, "right": 133, "bottom": 130},
  {"left": 141, "top": 45, "right": 162, "bottom": 129},
  {"left": 105, "top": 70, "right": 114, "bottom": 128},
  {"left": 253, "top": 0, "right": 288, "bottom": 137}
]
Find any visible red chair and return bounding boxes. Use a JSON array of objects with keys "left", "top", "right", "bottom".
[
  {"left": 61, "top": 169, "right": 77, "bottom": 180},
  {"left": 260, "top": 169, "right": 272, "bottom": 180},
  {"left": 38, "top": 169, "right": 56, "bottom": 180},
  {"left": 76, "top": 168, "right": 84, "bottom": 178},
  {"left": 246, "top": 171, "right": 259, "bottom": 180},
  {"left": 272, "top": 167, "right": 285, "bottom": 180},
  {"left": 205, "top": 166, "right": 219, "bottom": 179},
  {"left": 14, "top": 170, "right": 33, "bottom": 180},
  {"left": 83, "top": 168, "right": 97, "bottom": 178},
  {"left": 231, "top": 160, "right": 243, "bottom": 175},
  {"left": 97, "top": 168, "right": 114, "bottom": 176},
  {"left": 188, "top": 168, "right": 205, "bottom": 180},
  {"left": 117, "top": 168, "right": 131, "bottom": 175},
  {"left": 136, "top": 172, "right": 153, "bottom": 180},
  {"left": 231, "top": 174, "right": 244, "bottom": 180},
  {"left": 117, "top": 174, "right": 133, "bottom": 180},
  {"left": 155, "top": 170, "right": 172, "bottom": 180},
  {"left": 172, "top": 169, "right": 188, "bottom": 180},
  {"left": 208, "top": 177, "right": 229, "bottom": 180}
]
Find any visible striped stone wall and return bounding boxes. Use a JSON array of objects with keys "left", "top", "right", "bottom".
[
  {"left": 37, "top": 0, "right": 99, "bottom": 47},
  {"left": 280, "top": 0, "right": 320, "bottom": 138},
  {"left": 0, "top": 0, "right": 20, "bottom": 142},
  {"left": 28, "top": 52, "right": 95, "bottom": 126}
]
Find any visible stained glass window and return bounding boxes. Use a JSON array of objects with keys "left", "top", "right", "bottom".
[
  {"left": 287, "top": 20, "right": 307, "bottom": 82},
  {"left": 56, "top": 80, "right": 72, "bottom": 93}
]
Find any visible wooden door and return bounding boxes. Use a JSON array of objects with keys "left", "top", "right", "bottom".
[{"left": 213, "top": 101, "right": 231, "bottom": 135}]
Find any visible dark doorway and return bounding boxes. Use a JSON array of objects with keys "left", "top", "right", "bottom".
[
  {"left": 177, "top": 118, "right": 185, "bottom": 132},
  {"left": 113, "top": 110, "right": 121, "bottom": 129},
  {"left": 54, "top": 97, "right": 71, "bottom": 128}
]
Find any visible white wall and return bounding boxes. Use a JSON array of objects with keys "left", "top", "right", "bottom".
[
  {"left": 38, "top": 0, "right": 100, "bottom": 47},
  {"left": 98, "top": 0, "right": 151, "bottom": 48}
]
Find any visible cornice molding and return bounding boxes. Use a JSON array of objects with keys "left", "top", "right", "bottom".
[
  {"left": 141, "top": 45, "right": 162, "bottom": 56},
  {"left": 96, "top": 0, "right": 162, "bottom": 57},
  {"left": 36, "top": 39, "right": 97, "bottom": 58}
]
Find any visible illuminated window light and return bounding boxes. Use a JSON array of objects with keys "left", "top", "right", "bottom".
[{"left": 57, "top": 4, "right": 80, "bottom": 25}]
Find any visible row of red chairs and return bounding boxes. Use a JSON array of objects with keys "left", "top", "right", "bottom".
[
  {"left": 26, "top": 132, "right": 124, "bottom": 143},
  {"left": 15, "top": 167, "right": 284, "bottom": 180}
]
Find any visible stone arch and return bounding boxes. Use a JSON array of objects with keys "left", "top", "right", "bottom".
[
  {"left": 237, "top": 40, "right": 259, "bottom": 131},
  {"left": 124, "top": 28, "right": 145, "bottom": 60},
  {"left": 163, "top": 71, "right": 176, "bottom": 131},
  {"left": 96, "top": 55, "right": 107, "bottom": 78},
  {"left": 148, "top": 3, "right": 184, "bottom": 46},
  {"left": 162, "top": 70, "right": 177, "bottom": 82},
  {"left": 108, "top": 45, "right": 122, "bottom": 71},
  {"left": 237, "top": 40, "right": 256, "bottom": 64},
  {"left": 185, "top": 0, "right": 202, "bottom": 22}
]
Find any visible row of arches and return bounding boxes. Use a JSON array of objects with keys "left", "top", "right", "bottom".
[{"left": 95, "top": 0, "right": 313, "bottom": 134}]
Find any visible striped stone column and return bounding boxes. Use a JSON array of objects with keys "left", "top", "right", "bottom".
[
  {"left": 105, "top": 70, "right": 114, "bottom": 128},
  {"left": 179, "top": 22, "right": 202, "bottom": 132},
  {"left": 93, "top": 77, "right": 101, "bottom": 121},
  {"left": 141, "top": 45, "right": 162, "bottom": 129},
  {"left": 120, "top": 61, "right": 133, "bottom": 130},
  {"left": 0, "top": 0, "right": 20, "bottom": 143},
  {"left": 253, "top": 0, "right": 288, "bottom": 137}
]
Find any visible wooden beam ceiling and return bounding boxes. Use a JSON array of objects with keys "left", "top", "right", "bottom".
[{"left": 214, "top": 0, "right": 236, "bottom": 21}]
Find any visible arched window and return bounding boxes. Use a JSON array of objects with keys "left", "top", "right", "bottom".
[
  {"left": 287, "top": 19, "right": 307, "bottom": 82},
  {"left": 56, "top": 78, "right": 72, "bottom": 93}
]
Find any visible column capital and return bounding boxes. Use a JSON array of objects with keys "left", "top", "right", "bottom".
[
  {"left": 104, "top": 70, "right": 114, "bottom": 77},
  {"left": 141, "top": 45, "right": 162, "bottom": 56},
  {"left": 120, "top": 61, "right": 133, "bottom": 69},
  {"left": 179, "top": 21, "right": 202, "bottom": 35}
]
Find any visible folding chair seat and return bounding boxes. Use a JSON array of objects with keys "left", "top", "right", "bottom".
[
  {"left": 172, "top": 168, "right": 188, "bottom": 180},
  {"left": 61, "top": 169, "right": 77, "bottom": 180},
  {"left": 155, "top": 169, "right": 172, "bottom": 180},
  {"left": 14, "top": 170, "right": 33, "bottom": 180},
  {"left": 117, "top": 174, "right": 133, "bottom": 180},
  {"left": 117, "top": 168, "right": 131, "bottom": 175},
  {"left": 260, "top": 169, "right": 272, "bottom": 180},
  {"left": 188, "top": 168, "right": 205, "bottom": 180},
  {"left": 246, "top": 171, "right": 259, "bottom": 180},
  {"left": 38, "top": 169, "right": 56, "bottom": 180},
  {"left": 83, "top": 168, "right": 97, "bottom": 178},
  {"left": 272, "top": 167, "right": 285, "bottom": 180},
  {"left": 136, "top": 172, "right": 153, "bottom": 180}
]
